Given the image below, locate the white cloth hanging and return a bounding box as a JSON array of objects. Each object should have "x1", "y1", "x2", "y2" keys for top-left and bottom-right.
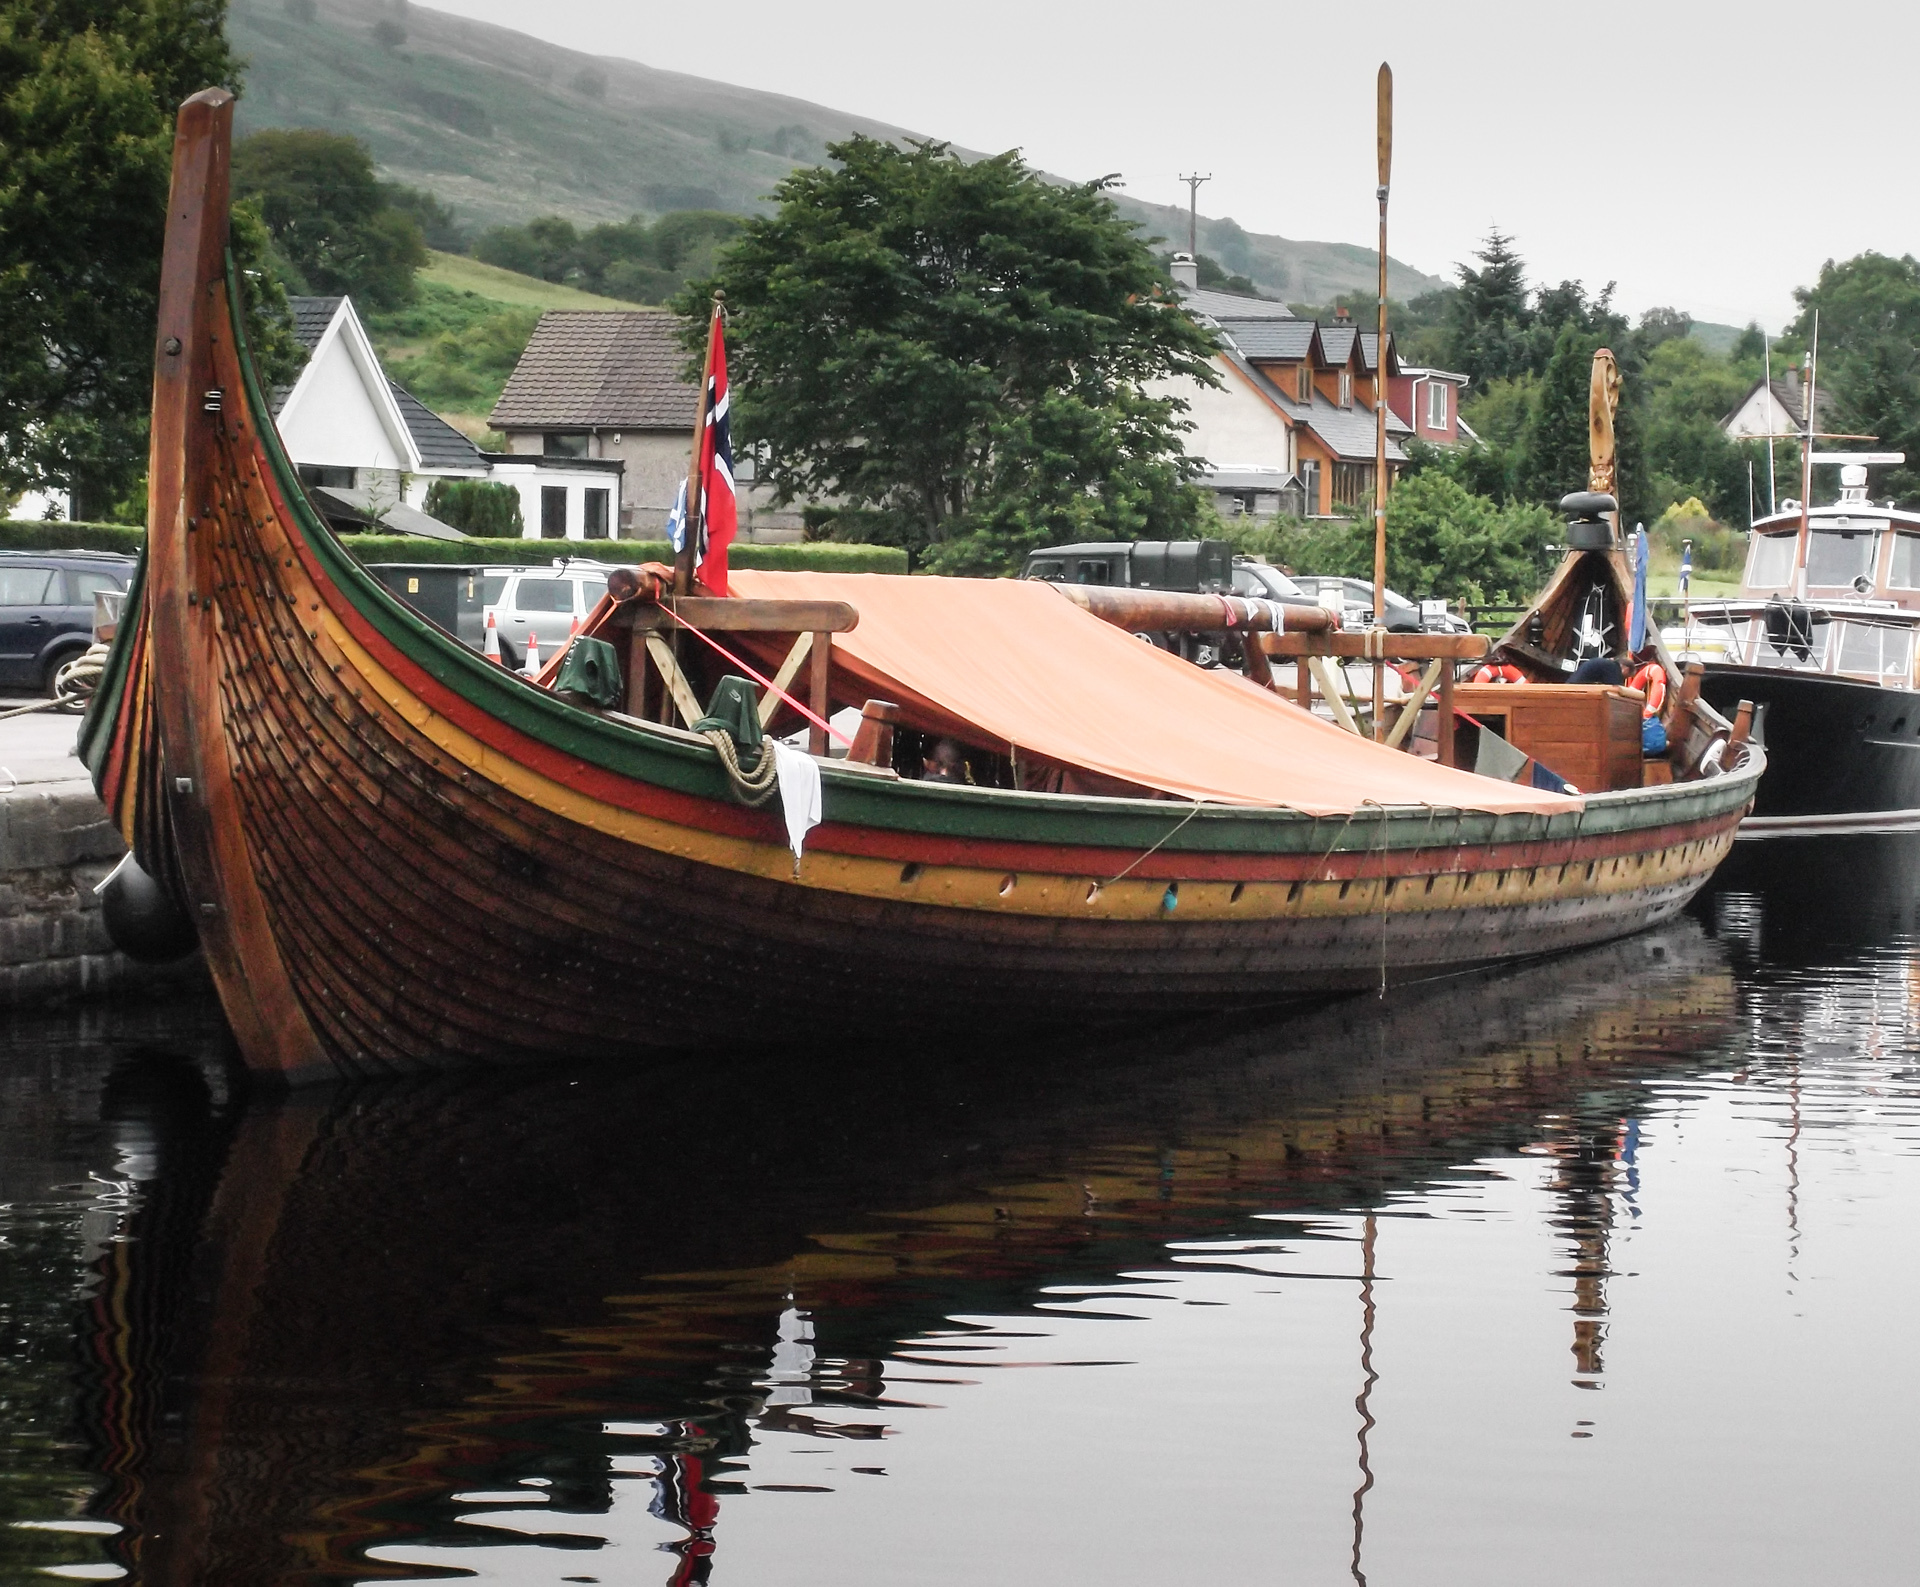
[{"x1": 768, "y1": 738, "x2": 822, "y2": 864}]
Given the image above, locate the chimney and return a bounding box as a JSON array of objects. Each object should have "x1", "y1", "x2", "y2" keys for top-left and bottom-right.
[
  {"x1": 1170, "y1": 252, "x2": 1199, "y2": 291},
  {"x1": 1333, "y1": 305, "x2": 1352, "y2": 323}
]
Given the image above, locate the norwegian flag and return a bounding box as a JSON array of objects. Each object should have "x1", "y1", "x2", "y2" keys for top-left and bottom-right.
[{"x1": 694, "y1": 309, "x2": 738, "y2": 595}]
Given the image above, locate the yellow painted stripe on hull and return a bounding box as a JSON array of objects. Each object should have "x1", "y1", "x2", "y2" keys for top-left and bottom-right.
[{"x1": 319, "y1": 609, "x2": 1733, "y2": 926}]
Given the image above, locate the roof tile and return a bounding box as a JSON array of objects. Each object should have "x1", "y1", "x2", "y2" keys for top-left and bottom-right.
[{"x1": 490, "y1": 310, "x2": 698, "y2": 430}]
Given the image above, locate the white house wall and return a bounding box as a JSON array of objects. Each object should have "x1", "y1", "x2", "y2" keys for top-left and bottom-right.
[
  {"x1": 279, "y1": 330, "x2": 414, "y2": 473},
  {"x1": 1147, "y1": 358, "x2": 1294, "y2": 474},
  {"x1": 1725, "y1": 387, "x2": 1793, "y2": 441},
  {"x1": 487, "y1": 463, "x2": 623, "y2": 541}
]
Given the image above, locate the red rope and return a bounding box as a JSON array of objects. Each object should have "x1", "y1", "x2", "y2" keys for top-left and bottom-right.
[{"x1": 653, "y1": 604, "x2": 854, "y2": 748}]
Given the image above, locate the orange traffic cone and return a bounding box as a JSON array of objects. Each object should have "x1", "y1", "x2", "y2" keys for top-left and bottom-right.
[
  {"x1": 483, "y1": 608, "x2": 502, "y2": 665},
  {"x1": 524, "y1": 629, "x2": 540, "y2": 678}
]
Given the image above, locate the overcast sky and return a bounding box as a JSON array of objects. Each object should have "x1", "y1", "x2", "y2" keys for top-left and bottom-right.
[{"x1": 431, "y1": 0, "x2": 1916, "y2": 331}]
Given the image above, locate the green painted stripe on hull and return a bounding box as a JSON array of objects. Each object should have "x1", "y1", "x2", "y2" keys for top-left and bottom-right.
[{"x1": 76, "y1": 544, "x2": 147, "y2": 791}]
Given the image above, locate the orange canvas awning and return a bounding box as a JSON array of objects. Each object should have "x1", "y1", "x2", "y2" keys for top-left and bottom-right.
[{"x1": 727, "y1": 571, "x2": 1577, "y2": 818}]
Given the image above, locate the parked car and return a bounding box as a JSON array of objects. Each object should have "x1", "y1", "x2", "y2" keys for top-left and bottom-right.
[
  {"x1": 481, "y1": 561, "x2": 614, "y2": 670},
  {"x1": 1020, "y1": 539, "x2": 1234, "y2": 594},
  {"x1": 0, "y1": 549, "x2": 136, "y2": 694},
  {"x1": 1021, "y1": 540, "x2": 1241, "y2": 663},
  {"x1": 1288, "y1": 575, "x2": 1469, "y2": 635}
]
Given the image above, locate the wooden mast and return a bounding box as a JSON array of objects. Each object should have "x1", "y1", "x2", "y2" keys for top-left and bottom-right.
[
  {"x1": 673, "y1": 294, "x2": 725, "y2": 597},
  {"x1": 1371, "y1": 62, "x2": 1393, "y2": 741}
]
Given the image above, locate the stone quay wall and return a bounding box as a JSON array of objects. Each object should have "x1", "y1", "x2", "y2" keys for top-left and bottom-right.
[{"x1": 0, "y1": 772, "x2": 205, "y2": 1007}]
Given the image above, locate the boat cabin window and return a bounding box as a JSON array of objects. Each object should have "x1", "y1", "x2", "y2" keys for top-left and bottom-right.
[
  {"x1": 1890, "y1": 532, "x2": 1920, "y2": 590},
  {"x1": 1746, "y1": 532, "x2": 1797, "y2": 589},
  {"x1": 1806, "y1": 522, "x2": 1881, "y2": 588},
  {"x1": 1756, "y1": 612, "x2": 1831, "y2": 668},
  {"x1": 512, "y1": 577, "x2": 572, "y2": 614},
  {"x1": 1836, "y1": 621, "x2": 1914, "y2": 681}
]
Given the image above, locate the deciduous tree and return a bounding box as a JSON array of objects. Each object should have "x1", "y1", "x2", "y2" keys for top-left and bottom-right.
[
  {"x1": 682, "y1": 137, "x2": 1219, "y2": 572},
  {"x1": 0, "y1": 0, "x2": 240, "y2": 515},
  {"x1": 232, "y1": 127, "x2": 425, "y2": 310}
]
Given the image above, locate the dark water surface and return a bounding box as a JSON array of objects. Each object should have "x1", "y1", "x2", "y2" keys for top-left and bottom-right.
[{"x1": 4, "y1": 839, "x2": 1920, "y2": 1585}]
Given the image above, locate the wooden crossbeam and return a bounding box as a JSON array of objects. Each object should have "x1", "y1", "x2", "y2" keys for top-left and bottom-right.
[
  {"x1": 628, "y1": 597, "x2": 858, "y2": 634},
  {"x1": 643, "y1": 632, "x2": 705, "y2": 728},
  {"x1": 1263, "y1": 631, "x2": 1488, "y2": 660},
  {"x1": 1383, "y1": 659, "x2": 1445, "y2": 751},
  {"x1": 757, "y1": 631, "x2": 814, "y2": 727},
  {"x1": 1308, "y1": 655, "x2": 1362, "y2": 734}
]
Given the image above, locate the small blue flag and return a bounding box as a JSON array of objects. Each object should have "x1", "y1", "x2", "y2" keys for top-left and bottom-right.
[
  {"x1": 1679, "y1": 541, "x2": 1692, "y2": 599},
  {"x1": 1630, "y1": 526, "x2": 1649, "y2": 652}
]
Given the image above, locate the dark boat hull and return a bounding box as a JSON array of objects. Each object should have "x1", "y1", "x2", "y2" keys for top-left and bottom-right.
[{"x1": 1700, "y1": 665, "x2": 1920, "y2": 836}]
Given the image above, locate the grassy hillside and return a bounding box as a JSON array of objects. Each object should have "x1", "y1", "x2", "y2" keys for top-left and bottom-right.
[
  {"x1": 363, "y1": 255, "x2": 644, "y2": 435},
  {"x1": 420, "y1": 251, "x2": 642, "y2": 310},
  {"x1": 229, "y1": 0, "x2": 1443, "y2": 305}
]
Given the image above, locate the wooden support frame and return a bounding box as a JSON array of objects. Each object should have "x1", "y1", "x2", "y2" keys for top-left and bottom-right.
[
  {"x1": 809, "y1": 633, "x2": 831, "y2": 755},
  {"x1": 644, "y1": 633, "x2": 704, "y2": 728},
  {"x1": 1308, "y1": 655, "x2": 1361, "y2": 735},
  {"x1": 758, "y1": 631, "x2": 813, "y2": 727},
  {"x1": 1383, "y1": 659, "x2": 1445, "y2": 751}
]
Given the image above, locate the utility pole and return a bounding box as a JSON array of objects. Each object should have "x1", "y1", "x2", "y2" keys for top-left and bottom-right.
[{"x1": 1178, "y1": 172, "x2": 1210, "y2": 258}]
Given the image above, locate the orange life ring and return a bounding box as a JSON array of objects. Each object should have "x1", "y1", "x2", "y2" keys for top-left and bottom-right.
[
  {"x1": 1629, "y1": 661, "x2": 1667, "y2": 717},
  {"x1": 1472, "y1": 662, "x2": 1524, "y2": 684}
]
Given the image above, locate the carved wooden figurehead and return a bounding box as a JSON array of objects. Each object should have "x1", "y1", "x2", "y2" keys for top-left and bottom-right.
[{"x1": 1587, "y1": 347, "x2": 1623, "y2": 498}]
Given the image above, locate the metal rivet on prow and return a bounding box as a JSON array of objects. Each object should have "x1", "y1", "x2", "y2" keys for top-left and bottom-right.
[{"x1": 163, "y1": 336, "x2": 182, "y2": 355}]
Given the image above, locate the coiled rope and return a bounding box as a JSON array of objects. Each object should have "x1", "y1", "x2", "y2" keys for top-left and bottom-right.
[
  {"x1": 704, "y1": 727, "x2": 780, "y2": 807},
  {"x1": 0, "y1": 643, "x2": 109, "y2": 720}
]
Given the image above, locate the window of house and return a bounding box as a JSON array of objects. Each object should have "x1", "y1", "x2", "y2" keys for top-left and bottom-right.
[
  {"x1": 1339, "y1": 371, "x2": 1353, "y2": 408},
  {"x1": 1300, "y1": 460, "x2": 1321, "y2": 513},
  {"x1": 1426, "y1": 382, "x2": 1448, "y2": 429},
  {"x1": 297, "y1": 464, "x2": 355, "y2": 489},
  {"x1": 543, "y1": 433, "x2": 589, "y2": 459},
  {"x1": 583, "y1": 488, "x2": 609, "y2": 540},
  {"x1": 540, "y1": 486, "x2": 568, "y2": 539},
  {"x1": 1295, "y1": 366, "x2": 1311, "y2": 403}
]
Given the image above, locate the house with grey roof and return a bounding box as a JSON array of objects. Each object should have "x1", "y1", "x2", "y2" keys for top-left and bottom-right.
[
  {"x1": 1722, "y1": 367, "x2": 1837, "y2": 443},
  {"x1": 490, "y1": 310, "x2": 799, "y2": 540},
  {"x1": 1153, "y1": 256, "x2": 1426, "y2": 518},
  {"x1": 277, "y1": 297, "x2": 623, "y2": 542}
]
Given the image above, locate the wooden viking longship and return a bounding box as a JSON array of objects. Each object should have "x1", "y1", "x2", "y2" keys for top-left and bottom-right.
[{"x1": 81, "y1": 92, "x2": 1762, "y2": 1083}]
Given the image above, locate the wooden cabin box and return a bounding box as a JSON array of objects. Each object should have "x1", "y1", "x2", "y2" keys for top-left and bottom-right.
[{"x1": 1453, "y1": 683, "x2": 1644, "y2": 792}]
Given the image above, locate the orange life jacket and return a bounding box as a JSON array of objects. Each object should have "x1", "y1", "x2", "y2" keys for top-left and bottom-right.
[
  {"x1": 1629, "y1": 661, "x2": 1667, "y2": 717},
  {"x1": 1472, "y1": 661, "x2": 1525, "y2": 684}
]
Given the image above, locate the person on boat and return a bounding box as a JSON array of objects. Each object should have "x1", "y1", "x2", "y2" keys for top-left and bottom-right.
[
  {"x1": 1627, "y1": 649, "x2": 1670, "y2": 755},
  {"x1": 1472, "y1": 652, "x2": 1525, "y2": 684},
  {"x1": 1568, "y1": 655, "x2": 1626, "y2": 686},
  {"x1": 922, "y1": 738, "x2": 971, "y2": 784},
  {"x1": 1626, "y1": 651, "x2": 1667, "y2": 717}
]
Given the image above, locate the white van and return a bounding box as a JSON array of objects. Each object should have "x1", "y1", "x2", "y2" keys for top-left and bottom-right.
[{"x1": 481, "y1": 561, "x2": 615, "y2": 670}]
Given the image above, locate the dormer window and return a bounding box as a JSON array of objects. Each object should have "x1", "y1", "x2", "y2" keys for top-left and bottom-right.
[
  {"x1": 1339, "y1": 371, "x2": 1353, "y2": 408},
  {"x1": 1296, "y1": 365, "x2": 1311, "y2": 403},
  {"x1": 1426, "y1": 382, "x2": 1447, "y2": 429}
]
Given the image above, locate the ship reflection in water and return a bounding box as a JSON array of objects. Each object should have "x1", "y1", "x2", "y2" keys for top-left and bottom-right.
[{"x1": 4, "y1": 841, "x2": 1920, "y2": 1586}]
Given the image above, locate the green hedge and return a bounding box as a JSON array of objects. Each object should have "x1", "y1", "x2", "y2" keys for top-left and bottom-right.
[
  {"x1": 1, "y1": 519, "x2": 909, "y2": 575},
  {"x1": 335, "y1": 535, "x2": 909, "y2": 573},
  {"x1": 0, "y1": 519, "x2": 145, "y2": 555}
]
